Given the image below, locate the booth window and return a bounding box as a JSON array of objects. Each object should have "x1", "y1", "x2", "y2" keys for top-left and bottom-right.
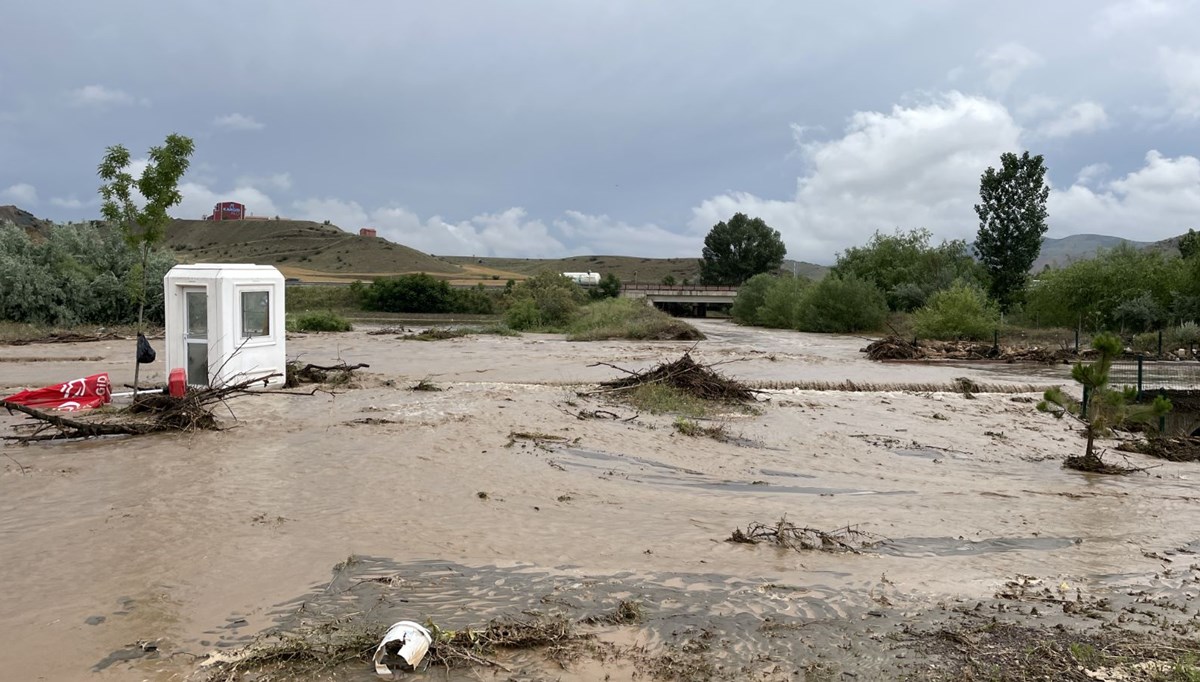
[{"x1": 241, "y1": 291, "x2": 270, "y2": 337}]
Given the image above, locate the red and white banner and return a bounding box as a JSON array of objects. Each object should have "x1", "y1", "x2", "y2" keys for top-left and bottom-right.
[{"x1": 2, "y1": 373, "x2": 112, "y2": 412}]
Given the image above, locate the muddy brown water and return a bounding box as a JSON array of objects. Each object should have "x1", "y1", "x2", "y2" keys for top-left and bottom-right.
[{"x1": 1, "y1": 320, "x2": 1197, "y2": 680}]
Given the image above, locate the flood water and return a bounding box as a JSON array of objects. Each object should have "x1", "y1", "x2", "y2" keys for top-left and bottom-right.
[{"x1": 1, "y1": 320, "x2": 1196, "y2": 680}]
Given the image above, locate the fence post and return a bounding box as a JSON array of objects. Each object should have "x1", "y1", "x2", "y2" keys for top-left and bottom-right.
[
  {"x1": 1136, "y1": 356, "x2": 1144, "y2": 399},
  {"x1": 1074, "y1": 327, "x2": 1080, "y2": 353},
  {"x1": 993, "y1": 329, "x2": 999, "y2": 353},
  {"x1": 1158, "y1": 330, "x2": 1164, "y2": 358},
  {"x1": 1082, "y1": 385, "x2": 1090, "y2": 417}
]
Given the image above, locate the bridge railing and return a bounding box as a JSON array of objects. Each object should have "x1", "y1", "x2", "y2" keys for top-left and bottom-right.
[{"x1": 621, "y1": 284, "x2": 740, "y2": 295}]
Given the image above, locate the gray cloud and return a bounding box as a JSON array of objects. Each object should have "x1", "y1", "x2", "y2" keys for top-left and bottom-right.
[{"x1": 1, "y1": 0, "x2": 1198, "y2": 261}]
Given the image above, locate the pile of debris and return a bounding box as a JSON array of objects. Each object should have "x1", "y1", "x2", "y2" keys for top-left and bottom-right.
[
  {"x1": 1, "y1": 375, "x2": 278, "y2": 442},
  {"x1": 1118, "y1": 436, "x2": 1200, "y2": 463},
  {"x1": 285, "y1": 361, "x2": 367, "y2": 387},
  {"x1": 595, "y1": 352, "x2": 755, "y2": 403},
  {"x1": 863, "y1": 336, "x2": 1078, "y2": 365},
  {"x1": 727, "y1": 517, "x2": 886, "y2": 554}
]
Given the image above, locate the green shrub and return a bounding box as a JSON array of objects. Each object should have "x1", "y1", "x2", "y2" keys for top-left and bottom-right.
[
  {"x1": 795, "y1": 275, "x2": 888, "y2": 333},
  {"x1": 358, "y1": 274, "x2": 498, "y2": 314},
  {"x1": 289, "y1": 310, "x2": 352, "y2": 332},
  {"x1": 912, "y1": 281, "x2": 999, "y2": 340},
  {"x1": 503, "y1": 272, "x2": 587, "y2": 331},
  {"x1": 731, "y1": 273, "x2": 776, "y2": 325},
  {"x1": 567, "y1": 298, "x2": 703, "y2": 341},
  {"x1": 1168, "y1": 322, "x2": 1200, "y2": 349},
  {"x1": 0, "y1": 221, "x2": 175, "y2": 326},
  {"x1": 758, "y1": 277, "x2": 809, "y2": 328},
  {"x1": 1131, "y1": 331, "x2": 1159, "y2": 354}
]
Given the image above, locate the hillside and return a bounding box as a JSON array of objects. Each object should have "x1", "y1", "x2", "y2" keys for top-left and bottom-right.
[
  {"x1": 0, "y1": 205, "x2": 54, "y2": 240},
  {"x1": 165, "y1": 219, "x2": 466, "y2": 279},
  {"x1": 1033, "y1": 234, "x2": 1155, "y2": 270},
  {"x1": 443, "y1": 254, "x2": 830, "y2": 283}
]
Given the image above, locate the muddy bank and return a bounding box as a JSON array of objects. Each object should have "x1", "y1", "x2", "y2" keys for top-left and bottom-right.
[{"x1": 1, "y1": 321, "x2": 1196, "y2": 680}]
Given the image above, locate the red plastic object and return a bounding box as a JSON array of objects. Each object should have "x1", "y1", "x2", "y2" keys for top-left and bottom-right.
[
  {"x1": 1, "y1": 373, "x2": 111, "y2": 412},
  {"x1": 168, "y1": 368, "x2": 187, "y2": 398}
]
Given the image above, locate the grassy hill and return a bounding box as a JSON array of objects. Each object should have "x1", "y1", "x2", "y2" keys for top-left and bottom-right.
[
  {"x1": 165, "y1": 219, "x2": 468, "y2": 281},
  {"x1": 443, "y1": 254, "x2": 830, "y2": 284}
]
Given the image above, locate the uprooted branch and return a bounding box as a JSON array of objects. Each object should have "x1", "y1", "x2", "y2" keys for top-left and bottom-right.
[
  {"x1": 2, "y1": 373, "x2": 282, "y2": 443},
  {"x1": 285, "y1": 361, "x2": 368, "y2": 387},
  {"x1": 727, "y1": 517, "x2": 887, "y2": 553},
  {"x1": 585, "y1": 352, "x2": 756, "y2": 403}
]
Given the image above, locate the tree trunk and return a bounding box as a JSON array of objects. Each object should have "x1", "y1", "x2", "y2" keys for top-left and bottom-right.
[
  {"x1": 1084, "y1": 427, "x2": 1098, "y2": 467},
  {"x1": 132, "y1": 241, "x2": 148, "y2": 398}
]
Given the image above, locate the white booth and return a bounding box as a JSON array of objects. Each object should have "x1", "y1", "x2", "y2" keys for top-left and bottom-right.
[{"x1": 163, "y1": 264, "x2": 287, "y2": 387}]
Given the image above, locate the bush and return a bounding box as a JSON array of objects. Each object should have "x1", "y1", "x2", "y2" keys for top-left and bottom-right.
[
  {"x1": 358, "y1": 274, "x2": 498, "y2": 314},
  {"x1": 731, "y1": 273, "x2": 776, "y2": 325},
  {"x1": 289, "y1": 310, "x2": 352, "y2": 332},
  {"x1": 0, "y1": 221, "x2": 176, "y2": 326},
  {"x1": 795, "y1": 275, "x2": 888, "y2": 333},
  {"x1": 503, "y1": 272, "x2": 587, "y2": 331},
  {"x1": 912, "y1": 281, "x2": 999, "y2": 340},
  {"x1": 567, "y1": 298, "x2": 703, "y2": 341},
  {"x1": 758, "y1": 277, "x2": 809, "y2": 328}
]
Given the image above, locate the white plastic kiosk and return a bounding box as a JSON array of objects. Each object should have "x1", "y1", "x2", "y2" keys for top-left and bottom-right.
[{"x1": 163, "y1": 264, "x2": 287, "y2": 387}]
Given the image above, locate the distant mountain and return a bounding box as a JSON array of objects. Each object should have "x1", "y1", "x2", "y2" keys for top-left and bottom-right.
[{"x1": 1033, "y1": 234, "x2": 1156, "y2": 270}]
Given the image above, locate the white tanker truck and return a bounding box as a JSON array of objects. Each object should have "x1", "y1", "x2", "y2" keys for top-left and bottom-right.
[{"x1": 562, "y1": 271, "x2": 601, "y2": 286}]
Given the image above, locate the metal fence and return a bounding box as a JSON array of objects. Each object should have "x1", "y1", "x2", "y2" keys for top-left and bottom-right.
[{"x1": 1110, "y1": 356, "x2": 1200, "y2": 393}]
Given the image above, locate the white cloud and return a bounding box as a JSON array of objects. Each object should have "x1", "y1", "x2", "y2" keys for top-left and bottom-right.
[
  {"x1": 1075, "y1": 163, "x2": 1111, "y2": 186},
  {"x1": 979, "y1": 43, "x2": 1043, "y2": 92},
  {"x1": 49, "y1": 196, "x2": 90, "y2": 209},
  {"x1": 69, "y1": 84, "x2": 143, "y2": 108},
  {"x1": 213, "y1": 113, "x2": 265, "y2": 131},
  {"x1": 1093, "y1": 0, "x2": 1180, "y2": 36},
  {"x1": 1038, "y1": 101, "x2": 1111, "y2": 138},
  {"x1": 1051, "y1": 150, "x2": 1200, "y2": 240},
  {"x1": 1, "y1": 183, "x2": 38, "y2": 206},
  {"x1": 1160, "y1": 47, "x2": 1200, "y2": 121},
  {"x1": 176, "y1": 182, "x2": 281, "y2": 219},
  {"x1": 690, "y1": 92, "x2": 1021, "y2": 261}
]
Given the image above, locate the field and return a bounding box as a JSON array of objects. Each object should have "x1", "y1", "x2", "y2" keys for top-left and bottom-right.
[{"x1": 4, "y1": 321, "x2": 1200, "y2": 680}]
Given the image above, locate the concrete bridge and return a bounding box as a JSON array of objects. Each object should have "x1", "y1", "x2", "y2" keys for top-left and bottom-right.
[
  {"x1": 620, "y1": 284, "x2": 738, "y2": 316},
  {"x1": 620, "y1": 283, "x2": 739, "y2": 304}
]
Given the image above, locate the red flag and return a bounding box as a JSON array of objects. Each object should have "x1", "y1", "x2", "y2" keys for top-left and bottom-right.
[{"x1": 2, "y1": 373, "x2": 112, "y2": 412}]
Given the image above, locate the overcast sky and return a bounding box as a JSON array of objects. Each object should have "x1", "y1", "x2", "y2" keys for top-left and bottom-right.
[{"x1": 2, "y1": 1, "x2": 1199, "y2": 263}]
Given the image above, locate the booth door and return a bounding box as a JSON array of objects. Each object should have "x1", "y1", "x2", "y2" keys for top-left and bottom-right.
[{"x1": 184, "y1": 288, "x2": 209, "y2": 386}]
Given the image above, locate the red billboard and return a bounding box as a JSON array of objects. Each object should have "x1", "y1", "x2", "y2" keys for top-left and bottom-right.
[{"x1": 207, "y1": 202, "x2": 246, "y2": 221}]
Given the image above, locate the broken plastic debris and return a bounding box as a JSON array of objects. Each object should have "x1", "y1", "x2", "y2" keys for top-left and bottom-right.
[{"x1": 373, "y1": 620, "x2": 432, "y2": 677}]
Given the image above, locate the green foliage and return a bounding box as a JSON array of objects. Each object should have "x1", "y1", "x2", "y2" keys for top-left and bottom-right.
[
  {"x1": 699, "y1": 213, "x2": 787, "y2": 285},
  {"x1": 832, "y1": 228, "x2": 982, "y2": 311},
  {"x1": 758, "y1": 276, "x2": 810, "y2": 329},
  {"x1": 567, "y1": 298, "x2": 703, "y2": 341},
  {"x1": 1179, "y1": 229, "x2": 1200, "y2": 260},
  {"x1": 288, "y1": 310, "x2": 353, "y2": 332},
  {"x1": 731, "y1": 273, "x2": 885, "y2": 333},
  {"x1": 1025, "y1": 244, "x2": 1184, "y2": 330},
  {"x1": 661, "y1": 274, "x2": 677, "y2": 286},
  {"x1": 1039, "y1": 332, "x2": 1172, "y2": 465},
  {"x1": 730, "y1": 273, "x2": 777, "y2": 325},
  {"x1": 503, "y1": 271, "x2": 587, "y2": 331},
  {"x1": 97, "y1": 134, "x2": 195, "y2": 324},
  {"x1": 0, "y1": 221, "x2": 176, "y2": 325},
  {"x1": 286, "y1": 285, "x2": 362, "y2": 313},
  {"x1": 589, "y1": 272, "x2": 622, "y2": 301},
  {"x1": 359, "y1": 274, "x2": 497, "y2": 314},
  {"x1": 913, "y1": 281, "x2": 1000, "y2": 341},
  {"x1": 974, "y1": 151, "x2": 1050, "y2": 311},
  {"x1": 795, "y1": 275, "x2": 888, "y2": 333}
]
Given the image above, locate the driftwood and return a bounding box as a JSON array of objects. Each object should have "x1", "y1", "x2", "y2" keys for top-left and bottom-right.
[
  {"x1": 727, "y1": 517, "x2": 886, "y2": 554},
  {"x1": 863, "y1": 336, "x2": 1081, "y2": 365},
  {"x1": 586, "y1": 352, "x2": 756, "y2": 403},
  {"x1": 1, "y1": 373, "x2": 281, "y2": 443},
  {"x1": 285, "y1": 362, "x2": 368, "y2": 387}
]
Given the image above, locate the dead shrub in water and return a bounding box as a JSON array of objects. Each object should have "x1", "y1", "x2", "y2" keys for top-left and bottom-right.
[
  {"x1": 728, "y1": 517, "x2": 886, "y2": 554},
  {"x1": 673, "y1": 417, "x2": 728, "y2": 441},
  {"x1": 589, "y1": 351, "x2": 755, "y2": 412},
  {"x1": 409, "y1": 378, "x2": 442, "y2": 392},
  {"x1": 285, "y1": 361, "x2": 368, "y2": 387}
]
